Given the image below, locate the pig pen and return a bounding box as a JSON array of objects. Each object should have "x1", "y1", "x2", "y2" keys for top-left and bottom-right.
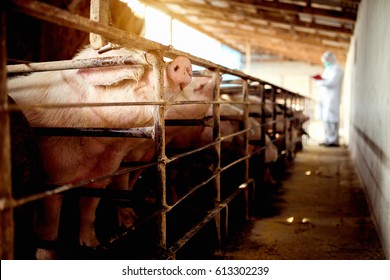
[{"x1": 0, "y1": 0, "x2": 309, "y2": 260}]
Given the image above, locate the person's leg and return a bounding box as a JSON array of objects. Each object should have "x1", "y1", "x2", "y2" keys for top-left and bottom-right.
[
  {"x1": 323, "y1": 121, "x2": 331, "y2": 144},
  {"x1": 326, "y1": 122, "x2": 339, "y2": 145}
]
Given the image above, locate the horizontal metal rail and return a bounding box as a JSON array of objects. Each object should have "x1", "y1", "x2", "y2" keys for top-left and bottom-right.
[{"x1": 167, "y1": 180, "x2": 253, "y2": 258}]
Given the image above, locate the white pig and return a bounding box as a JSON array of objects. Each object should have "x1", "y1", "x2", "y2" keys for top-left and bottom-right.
[
  {"x1": 8, "y1": 46, "x2": 192, "y2": 259},
  {"x1": 114, "y1": 75, "x2": 215, "y2": 225}
]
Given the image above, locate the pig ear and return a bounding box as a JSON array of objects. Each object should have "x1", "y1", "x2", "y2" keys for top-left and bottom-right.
[
  {"x1": 167, "y1": 56, "x2": 192, "y2": 89},
  {"x1": 77, "y1": 65, "x2": 145, "y2": 86}
]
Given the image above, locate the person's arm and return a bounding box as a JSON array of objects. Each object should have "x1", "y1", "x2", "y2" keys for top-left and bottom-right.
[{"x1": 317, "y1": 67, "x2": 343, "y2": 87}]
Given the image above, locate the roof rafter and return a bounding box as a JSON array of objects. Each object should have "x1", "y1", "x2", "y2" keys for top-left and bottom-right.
[{"x1": 139, "y1": 0, "x2": 359, "y2": 65}]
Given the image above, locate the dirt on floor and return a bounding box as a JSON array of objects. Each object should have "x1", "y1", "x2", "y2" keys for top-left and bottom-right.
[{"x1": 221, "y1": 142, "x2": 386, "y2": 260}]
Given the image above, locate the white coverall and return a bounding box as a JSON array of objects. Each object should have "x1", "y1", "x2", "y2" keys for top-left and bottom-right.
[{"x1": 316, "y1": 51, "x2": 344, "y2": 145}]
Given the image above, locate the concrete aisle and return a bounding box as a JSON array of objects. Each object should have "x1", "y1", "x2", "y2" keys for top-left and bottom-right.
[{"x1": 223, "y1": 142, "x2": 386, "y2": 260}]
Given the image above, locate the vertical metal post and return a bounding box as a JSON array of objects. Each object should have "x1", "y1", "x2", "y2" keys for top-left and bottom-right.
[
  {"x1": 259, "y1": 84, "x2": 266, "y2": 164},
  {"x1": 0, "y1": 3, "x2": 14, "y2": 260},
  {"x1": 289, "y1": 95, "x2": 294, "y2": 138},
  {"x1": 211, "y1": 69, "x2": 222, "y2": 249},
  {"x1": 148, "y1": 52, "x2": 168, "y2": 257},
  {"x1": 90, "y1": 0, "x2": 110, "y2": 49},
  {"x1": 241, "y1": 80, "x2": 250, "y2": 219},
  {"x1": 271, "y1": 87, "x2": 277, "y2": 138},
  {"x1": 283, "y1": 91, "x2": 288, "y2": 153}
]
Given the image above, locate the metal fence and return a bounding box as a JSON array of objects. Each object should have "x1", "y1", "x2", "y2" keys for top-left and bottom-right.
[{"x1": 0, "y1": 0, "x2": 308, "y2": 260}]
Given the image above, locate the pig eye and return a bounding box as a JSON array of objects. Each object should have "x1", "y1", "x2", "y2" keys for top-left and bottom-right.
[
  {"x1": 197, "y1": 84, "x2": 205, "y2": 90},
  {"x1": 174, "y1": 65, "x2": 179, "y2": 71}
]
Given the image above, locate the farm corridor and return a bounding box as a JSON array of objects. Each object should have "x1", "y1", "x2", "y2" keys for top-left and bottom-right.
[{"x1": 222, "y1": 139, "x2": 385, "y2": 260}]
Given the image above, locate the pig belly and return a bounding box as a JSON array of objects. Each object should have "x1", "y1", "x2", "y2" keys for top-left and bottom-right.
[{"x1": 36, "y1": 137, "x2": 135, "y2": 254}]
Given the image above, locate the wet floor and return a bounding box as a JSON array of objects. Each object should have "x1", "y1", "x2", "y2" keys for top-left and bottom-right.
[{"x1": 222, "y1": 141, "x2": 386, "y2": 260}]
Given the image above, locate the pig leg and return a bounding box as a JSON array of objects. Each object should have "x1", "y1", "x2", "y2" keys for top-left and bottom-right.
[
  {"x1": 115, "y1": 145, "x2": 156, "y2": 228},
  {"x1": 79, "y1": 196, "x2": 102, "y2": 247},
  {"x1": 113, "y1": 173, "x2": 139, "y2": 228},
  {"x1": 35, "y1": 194, "x2": 63, "y2": 260}
]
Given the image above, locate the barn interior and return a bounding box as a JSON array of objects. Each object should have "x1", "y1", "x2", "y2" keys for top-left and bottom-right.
[{"x1": 0, "y1": 0, "x2": 389, "y2": 262}]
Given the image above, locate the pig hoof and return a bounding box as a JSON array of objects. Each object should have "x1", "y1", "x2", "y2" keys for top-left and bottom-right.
[
  {"x1": 118, "y1": 207, "x2": 138, "y2": 229},
  {"x1": 36, "y1": 248, "x2": 57, "y2": 260}
]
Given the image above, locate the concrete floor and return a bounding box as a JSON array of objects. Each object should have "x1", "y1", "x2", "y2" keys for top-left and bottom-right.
[{"x1": 222, "y1": 141, "x2": 386, "y2": 260}]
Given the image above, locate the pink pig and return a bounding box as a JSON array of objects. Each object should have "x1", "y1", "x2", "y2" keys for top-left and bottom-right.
[
  {"x1": 114, "y1": 75, "x2": 216, "y2": 218},
  {"x1": 8, "y1": 46, "x2": 192, "y2": 259}
]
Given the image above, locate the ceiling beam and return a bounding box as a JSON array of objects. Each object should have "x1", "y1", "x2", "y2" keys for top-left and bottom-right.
[
  {"x1": 140, "y1": 0, "x2": 353, "y2": 65},
  {"x1": 189, "y1": 12, "x2": 351, "y2": 45},
  {"x1": 159, "y1": 0, "x2": 357, "y2": 22},
  {"x1": 225, "y1": 0, "x2": 357, "y2": 22},
  {"x1": 140, "y1": 0, "x2": 240, "y2": 52},
  {"x1": 223, "y1": 31, "x2": 347, "y2": 60},
  {"x1": 156, "y1": 1, "x2": 354, "y2": 35},
  {"x1": 219, "y1": 28, "x2": 349, "y2": 50}
]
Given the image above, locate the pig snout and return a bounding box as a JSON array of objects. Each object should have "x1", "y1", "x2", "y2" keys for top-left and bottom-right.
[{"x1": 167, "y1": 56, "x2": 193, "y2": 90}]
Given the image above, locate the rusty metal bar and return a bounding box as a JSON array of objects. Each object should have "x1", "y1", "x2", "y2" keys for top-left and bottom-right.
[
  {"x1": 9, "y1": 0, "x2": 284, "y2": 85},
  {"x1": 7, "y1": 55, "x2": 149, "y2": 74},
  {"x1": 90, "y1": 0, "x2": 109, "y2": 49},
  {"x1": 148, "y1": 51, "x2": 168, "y2": 255},
  {"x1": 211, "y1": 69, "x2": 223, "y2": 251},
  {"x1": 259, "y1": 84, "x2": 266, "y2": 163},
  {"x1": 282, "y1": 91, "x2": 288, "y2": 153},
  {"x1": 0, "y1": 160, "x2": 161, "y2": 212},
  {"x1": 167, "y1": 179, "x2": 253, "y2": 258},
  {"x1": 241, "y1": 80, "x2": 250, "y2": 220},
  {"x1": 0, "y1": 1, "x2": 14, "y2": 260},
  {"x1": 9, "y1": 0, "x2": 171, "y2": 52},
  {"x1": 33, "y1": 126, "x2": 154, "y2": 138}
]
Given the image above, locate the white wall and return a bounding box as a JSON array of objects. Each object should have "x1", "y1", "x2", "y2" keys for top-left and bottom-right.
[
  {"x1": 246, "y1": 60, "x2": 322, "y2": 99},
  {"x1": 345, "y1": 0, "x2": 390, "y2": 259}
]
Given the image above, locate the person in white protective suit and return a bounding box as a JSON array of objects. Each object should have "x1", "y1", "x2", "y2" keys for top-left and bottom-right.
[{"x1": 313, "y1": 51, "x2": 344, "y2": 147}]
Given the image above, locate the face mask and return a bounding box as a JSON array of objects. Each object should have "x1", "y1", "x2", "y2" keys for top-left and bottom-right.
[{"x1": 324, "y1": 61, "x2": 332, "y2": 67}]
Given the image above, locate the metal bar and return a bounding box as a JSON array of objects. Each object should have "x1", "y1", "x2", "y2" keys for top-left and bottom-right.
[
  {"x1": 148, "y1": 51, "x2": 168, "y2": 255},
  {"x1": 9, "y1": 0, "x2": 290, "y2": 87},
  {"x1": 282, "y1": 92, "x2": 288, "y2": 153},
  {"x1": 241, "y1": 80, "x2": 250, "y2": 220},
  {"x1": 165, "y1": 119, "x2": 209, "y2": 127},
  {"x1": 0, "y1": 1, "x2": 14, "y2": 260},
  {"x1": 0, "y1": 160, "x2": 160, "y2": 211},
  {"x1": 90, "y1": 0, "x2": 109, "y2": 49},
  {"x1": 9, "y1": 0, "x2": 171, "y2": 53},
  {"x1": 167, "y1": 179, "x2": 253, "y2": 258},
  {"x1": 260, "y1": 84, "x2": 266, "y2": 163},
  {"x1": 33, "y1": 126, "x2": 154, "y2": 138},
  {"x1": 211, "y1": 69, "x2": 222, "y2": 250},
  {"x1": 7, "y1": 56, "x2": 149, "y2": 74}
]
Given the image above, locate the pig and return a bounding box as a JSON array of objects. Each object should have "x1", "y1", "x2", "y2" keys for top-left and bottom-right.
[
  {"x1": 166, "y1": 76, "x2": 215, "y2": 149},
  {"x1": 164, "y1": 75, "x2": 216, "y2": 204},
  {"x1": 212, "y1": 94, "x2": 278, "y2": 163},
  {"x1": 285, "y1": 109, "x2": 310, "y2": 159},
  {"x1": 209, "y1": 94, "x2": 280, "y2": 185},
  {"x1": 111, "y1": 76, "x2": 216, "y2": 227},
  {"x1": 199, "y1": 102, "x2": 244, "y2": 151},
  {"x1": 8, "y1": 45, "x2": 192, "y2": 259},
  {"x1": 113, "y1": 75, "x2": 216, "y2": 216}
]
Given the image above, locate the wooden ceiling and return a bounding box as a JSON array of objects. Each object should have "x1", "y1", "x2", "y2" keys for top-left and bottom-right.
[{"x1": 139, "y1": 0, "x2": 360, "y2": 65}]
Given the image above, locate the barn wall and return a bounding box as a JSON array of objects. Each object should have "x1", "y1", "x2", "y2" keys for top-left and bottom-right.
[{"x1": 345, "y1": 0, "x2": 390, "y2": 259}]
